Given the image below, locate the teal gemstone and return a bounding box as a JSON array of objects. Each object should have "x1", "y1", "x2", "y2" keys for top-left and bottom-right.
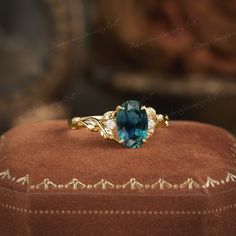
[{"x1": 116, "y1": 100, "x2": 148, "y2": 148}]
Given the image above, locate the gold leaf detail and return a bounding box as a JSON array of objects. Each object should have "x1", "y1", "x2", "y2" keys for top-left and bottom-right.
[
  {"x1": 36, "y1": 179, "x2": 57, "y2": 190},
  {"x1": 151, "y1": 178, "x2": 172, "y2": 190},
  {"x1": 203, "y1": 177, "x2": 220, "y2": 188},
  {"x1": 180, "y1": 178, "x2": 200, "y2": 189},
  {"x1": 16, "y1": 175, "x2": 29, "y2": 186},
  {"x1": 122, "y1": 178, "x2": 144, "y2": 190},
  {"x1": 0, "y1": 169, "x2": 11, "y2": 180},
  {"x1": 226, "y1": 172, "x2": 236, "y2": 182},
  {"x1": 65, "y1": 179, "x2": 86, "y2": 190},
  {"x1": 94, "y1": 179, "x2": 114, "y2": 190}
]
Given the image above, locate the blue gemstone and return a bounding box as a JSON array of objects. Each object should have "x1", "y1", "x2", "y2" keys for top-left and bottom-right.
[{"x1": 116, "y1": 100, "x2": 148, "y2": 148}]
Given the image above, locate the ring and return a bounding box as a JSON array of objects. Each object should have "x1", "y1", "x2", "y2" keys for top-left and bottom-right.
[{"x1": 68, "y1": 100, "x2": 169, "y2": 148}]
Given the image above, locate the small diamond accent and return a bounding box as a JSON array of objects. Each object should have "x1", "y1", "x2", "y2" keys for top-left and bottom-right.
[
  {"x1": 157, "y1": 115, "x2": 164, "y2": 122},
  {"x1": 105, "y1": 119, "x2": 116, "y2": 129},
  {"x1": 148, "y1": 119, "x2": 156, "y2": 129}
]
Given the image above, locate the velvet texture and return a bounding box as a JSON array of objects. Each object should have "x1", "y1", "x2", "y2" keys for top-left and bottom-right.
[{"x1": 0, "y1": 120, "x2": 236, "y2": 236}]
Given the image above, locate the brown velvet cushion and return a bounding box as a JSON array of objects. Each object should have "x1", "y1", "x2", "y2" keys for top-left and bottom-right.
[{"x1": 0, "y1": 120, "x2": 236, "y2": 236}]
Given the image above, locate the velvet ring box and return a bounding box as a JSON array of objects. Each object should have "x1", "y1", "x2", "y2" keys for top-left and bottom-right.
[{"x1": 0, "y1": 120, "x2": 236, "y2": 236}]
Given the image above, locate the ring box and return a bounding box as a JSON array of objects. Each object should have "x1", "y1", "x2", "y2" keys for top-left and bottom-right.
[{"x1": 0, "y1": 120, "x2": 236, "y2": 236}]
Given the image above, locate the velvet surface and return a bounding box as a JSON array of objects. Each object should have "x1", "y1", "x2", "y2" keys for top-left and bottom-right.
[{"x1": 0, "y1": 120, "x2": 236, "y2": 236}]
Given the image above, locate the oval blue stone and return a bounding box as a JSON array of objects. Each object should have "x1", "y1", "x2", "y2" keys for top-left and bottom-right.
[{"x1": 116, "y1": 100, "x2": 148, "y2": 148}]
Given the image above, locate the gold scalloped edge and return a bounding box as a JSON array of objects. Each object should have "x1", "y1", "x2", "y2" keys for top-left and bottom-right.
[
  {"x1": 0, "y1": 169, "x2": 236, "y2": 191},
  {"x1": 1, "y1": 202, "x2": 236, "y2": 215}
]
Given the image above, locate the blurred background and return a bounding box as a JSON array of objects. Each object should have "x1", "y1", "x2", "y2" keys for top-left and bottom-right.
[{"x1": 0, "y1": 0, "x2": 236, "y2": 135}]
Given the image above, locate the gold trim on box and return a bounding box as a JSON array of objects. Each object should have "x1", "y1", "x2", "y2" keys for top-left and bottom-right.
[
  {"x1": 0, "y1": 169, "x2": 236, "y2": 191},
  {"x1": 1, "y1": 202, "x2": 236, "y2": 215}
]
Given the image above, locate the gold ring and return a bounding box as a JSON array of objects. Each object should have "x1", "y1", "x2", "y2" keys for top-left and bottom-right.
[{"x1": 68, "y1": 100, "x2": 169, "y2": 148}]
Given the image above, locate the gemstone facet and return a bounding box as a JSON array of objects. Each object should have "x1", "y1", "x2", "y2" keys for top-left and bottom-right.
[{"x1": 116, "y1": 100, "x2": 148, "y2": 148}]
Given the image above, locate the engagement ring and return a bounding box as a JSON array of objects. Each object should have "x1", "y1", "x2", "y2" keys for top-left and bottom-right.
[{"x1": 68, "y1": 100, "x2": 169, "y2": 148}]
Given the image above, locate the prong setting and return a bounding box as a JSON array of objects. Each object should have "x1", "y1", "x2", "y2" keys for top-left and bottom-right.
[
  {"x1": 116, "y1": 105, "x2": 123, "y2": 112},
  {"x1": 117, "y1": 139, "x2": 124, "y2": 144}
]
